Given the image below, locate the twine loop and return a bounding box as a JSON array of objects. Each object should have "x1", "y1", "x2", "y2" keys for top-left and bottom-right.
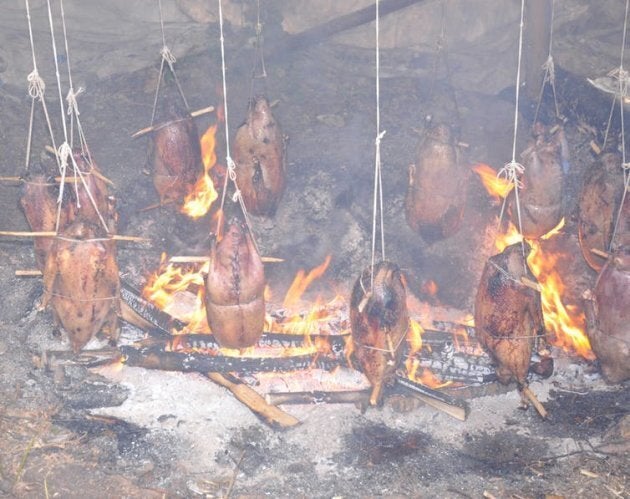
[
  {"x1": 498, "y1": 160, "x2": 524, "y2": 189},
  {"x1": 160, "y1": 45, "x2": 176, "y2": 71},
  {"x1": 27, "y1": 70, "x2": 46, "y2": 100},
  {"x1": 66, "y1": 86, "x2": 84, "y2": 116}
]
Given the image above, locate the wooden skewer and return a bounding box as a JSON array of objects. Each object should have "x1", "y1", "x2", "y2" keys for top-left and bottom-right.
[
  {"x1": 590, "y1": 248, "x2": 610, "y2": 259},
  {"x1": 521, "y1": 385, "x2": 548, "y2": 419},
  {"x1": 520, "y1": 277, "x2": 542, "y2": 293},
  {"x1": 131, "y1": 105, "x2": 215, "y2": 138},
  {"x1": 590, "y1": 140, "x2": 602, "y2": 155},
  {"x1": 0, "y1": 176, "x2": 22, "y2": 182},
  {"x1": 0, "y1": 231, "x2": 148, "y2": 243},
  {"x1": 168, "y1": 255, "x2": 284, "y2": 264},
  {"x1": 15, "y1": 269, "x2": 43, "y2": 276}
]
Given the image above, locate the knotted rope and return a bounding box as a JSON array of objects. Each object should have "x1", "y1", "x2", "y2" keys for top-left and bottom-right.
[{"x1": 534, "y1": 0, "x2": 560, "y2": 122}]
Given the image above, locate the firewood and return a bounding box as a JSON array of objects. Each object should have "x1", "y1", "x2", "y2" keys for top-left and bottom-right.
[
  {"x1": 131, "y1": 105, "x2": 215, "y2": 138},
  {"x1": 120, "y1": 282, "x2": 187, "y2": 334},
  {"x1": 394, "y1": 375, "x2": 469, "y2": 421},
  {"x1": 41, "y1": 348, "x2": 122, "y2": 369},
  {"x1": 521, "y1": 385, "x2": 548, "y2": 419},
  {"x1": 265, "y1": 389, "x2": 371, "y2": 406},
  {"x1": 204, "y1": 372, "x2": 300, "y2": 428}
]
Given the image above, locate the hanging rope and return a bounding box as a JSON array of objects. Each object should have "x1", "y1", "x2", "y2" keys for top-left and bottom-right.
[
  {"x1": 150, "y1": 0, "x2": 190, "y2": 126},
  {"x1": 533, "y1": 0, "x2": 560, "y2": 122},
  {"x1": 45, "y1": 0, "x2": 109, "y2": 233},
  {"x1": 609, "y1": 0, "x2": 630, "y2": 250},
  {"x1": 215, "y1": 0, "x2": 258, "y2": 252},
  {"x1": 248, "y1": 0, "x2": 268, "y2": 104},
  {"x1": 24, "y1": 0, "x2": 59, "y2": 174},
  {"x1": 370, "y1": 0, "x2": 387, "y2": 290},
  {"x1": 498, "y1": 0, "x2": 528, "y2": 268}
]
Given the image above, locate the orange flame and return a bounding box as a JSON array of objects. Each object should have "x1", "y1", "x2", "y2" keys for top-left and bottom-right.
[
  {"x1": 493, "y1": 219, "x2": 594, "y2": 359},
  {"x1": 473, "y1": 163, "x2": 514, "y2": 201},
  {"x1": 181, "y1": 124, "x2": 219, "y2": 219},
  {"x1": 283, "y1": 255, "x2": 332, "y2": 310}
]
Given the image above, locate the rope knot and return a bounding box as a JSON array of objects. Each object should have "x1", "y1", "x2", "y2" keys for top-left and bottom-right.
[
  {"x1": 66, "y1": 86, "x2": 84, "y2": 116},
  {"x1": 160, "y1": 45, "x2": 176, "y2": 69},
  {"x1": 623, "y1": 162, "x2": 630, "y2": 170},
  {"x1": 498, "y1": 160, "x2": 525, "y2": 189},
  {"x1": 374, "y1": 130, "x2": 387, "y2": 147},
  {"x1": 608, "y1": 66, "x2": 630, "y2": 97},
  {"x1": 542, "y1": 54, "x2": 555, "y2": 84},
  {"x1": 27, "y1": 70, "x2": 46, "y2": 100}
]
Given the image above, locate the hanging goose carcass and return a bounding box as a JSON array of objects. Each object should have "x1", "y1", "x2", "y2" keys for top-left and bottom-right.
[
  {"x1": 584, "y1": 193, "x2": 630, "y2": 383},
  {"x1": 42, "y1": 221, "x2": 120, "y2": 352},
  {"x1": 350, "y1": 261, "x2": 409, "y2": 406},
  {"x1": 578, "y1": 151, "x2": 624, "y2": 271},
  {"x1": 404, "y1": 122, "x2": 468, "y2": 242},
  {"x1": 474, "y1": 242, "x2": 547, "y2": 417},
  {"x1": 510, "y1": 123, "x2": 564, "y2": 239},
  {"x1": 20, "y1": 173, "x2": 64, "y2": 270},
  {"x1": 233, "y1": 96, "x2": 286, "y2": 216},
  {"x1": 147, "y1": 101, "x2": 203, "y2": 206},
  {"x1": 205, "y1": 216, "x2": 265, "y2": 349}
]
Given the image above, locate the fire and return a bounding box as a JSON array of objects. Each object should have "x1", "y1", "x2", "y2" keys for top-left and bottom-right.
[
  {"x1": 493, "y1": 220, "x2": 594, "y2": 359},
  {"x1": 473, "y1": 163, "x2": 514, "y2": 201},
  {"x1": 142, "y1": 254, "x2": 209, "y2": 333},
  {"x1": 422, "y1": 279, "x2": 438, "y2": 296},
  {"x1": 282, "y1": 255, "x2": 332, "y2": 310},
  {"x1": 181, "y1": 124, "x2": 219, "y2": 219}
]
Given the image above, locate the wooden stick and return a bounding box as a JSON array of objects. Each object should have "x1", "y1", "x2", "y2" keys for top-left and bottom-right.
[
  {"x1": 131, "y1": 105, "x2": 215, "y2": 138},
  {"x1": 168, "y1": 255, "x2": 284, "y2": 264},
  {"x1": 111, "y1": 235, "x2": 150, "y2": 243},
  {"x1": 43, "y1": 146, "x2": 115, "y2": 186},
  {"x1": 266, "y1": 389, "x2": 370, "y2": 406},
  {"x1": 590, "y1": 247, "x2": 610, "y2": 259},
  {"x1": 138, "y1": 200, "x2": 175, "y2": 212},
  {"x1": 0, "y1": 176, "x2": 22, "y2": 182},
  {"x1": 521, "y1": 385, "x2": 548, "y2": 419},
  {"x1": 41, "y1": 348, "x2": 122, "y2": 369},
  {"x1": 15, "y1": 269, "x2": 43, "y2": 276},
  {"x1": 394, "y1": 375, "x2": 469, "y2": 421},
  {"x1": 0, "y1": 231, "x2": 56, "y2": 237},
  {"x1": 205, "y1": 372, "x2": 300, "y2": 428},
  {"x1": 521, "y1": 277, "x2": 543, "y2": 293}
]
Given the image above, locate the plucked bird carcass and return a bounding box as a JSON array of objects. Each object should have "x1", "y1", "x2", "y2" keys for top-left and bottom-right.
[
  {"x1": 510, "y1": 123, "x2": 564, "y2": 239},
  {"x1": 147, "y1": 100, "x2": 203, "y2": 206},
  {"x1": 63, "y1": 150, "x2": 117, "y2": 232},
  {"x1": 578, "y1": 151, "x2": 624, "y2": 271},
  {"x1": 233, "y1": 96, "x2": 286, "y2": 216},
  {"x1": 474, "y1": 242, "x2": 547, "y2": 416},
  {"x1": 350, "y1": 261, "x2": 409, "y2": 406},
  {"x1": 404, "y1": 122, "x2": 468, "y2": 242},
  {"x1": 584, "y1": 194, "x2": 629, "y2": 383},
  {"x1": 42, "y1": 221, "x2": 120, "y2": 352},
  {"x1": 205, "y1": 216, "x2": 265, "y2": 349},
  {"x1": 20, "y1": 174, "x2": 64, "y2": 270}
]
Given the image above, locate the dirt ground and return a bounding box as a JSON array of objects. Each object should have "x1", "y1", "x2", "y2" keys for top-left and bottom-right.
[{"x1": 0, "y1": 5, "x2": 629, "y2": 498}]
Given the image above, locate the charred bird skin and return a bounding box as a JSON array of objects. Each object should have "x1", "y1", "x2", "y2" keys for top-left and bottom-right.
[
  {"x1": 205, "y1": 217, "x2": 266, "y2": 349},
  {"x1": 350, "y1": 261, "x2": 409, "y2": 406},
  {"x1": 233, "y1": 96, "x2": 286, "y2": 217},
  {"x1": 474, "y1": 242, "x2": 546, "y2": 410},
  {"x1": 42, "y1": 221, "x2": 120, "y2": 353},
  {"x1": 405, "y1": 122, "x2": 468, "y2": 242}
]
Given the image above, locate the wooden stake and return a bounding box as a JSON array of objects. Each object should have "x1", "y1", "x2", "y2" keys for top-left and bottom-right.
[
  {"x1": 15, "y1": 269, "x2": 42, "y2": 277},
  {"x1": 131, "y1": 105, "x2": 215, "y2": 138},
  {"x1": 0, "y1": 176, "x2": 22, "y2": 183},
  {"x1": 521, "y1": 385, "x2": 548, "y2": 419},
  {"x1": 590, "y1": 140, "x2": 602, "y2": 155},
  {"x1": 205, "y1": 372, "x2": 300, "y2": 428},
  {"x1": 168, "y1": 255, "x2": 284, "y2": 264},
  {"x1": 111, "y1": 235, "x2": 150, "y2": 243},
  {"x1": 520, "y1": 277, "x2": 542, "y2": 293}
]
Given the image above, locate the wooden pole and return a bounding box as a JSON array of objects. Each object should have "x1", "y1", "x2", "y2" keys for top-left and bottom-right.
[
  {"x1": 524, "y1": 0, "x2": 552, "y2": 102},
  {"x1": 521, "y1": 385, "x2": 548, "y2": 419}
]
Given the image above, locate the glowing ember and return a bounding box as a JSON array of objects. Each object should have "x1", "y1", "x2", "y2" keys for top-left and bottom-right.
[
  {"x1": 181, "y1": 124, "x2": 219, "y2": 219},
  {"x1": 422, "y1": 279, "x2": 439, "y2": 296},
  {"x1": 473, "y1": 163, "x2": 514, "y2": 201},
  {"x1": 282, "y1": 255, "x2": 332, "y2": 310}
]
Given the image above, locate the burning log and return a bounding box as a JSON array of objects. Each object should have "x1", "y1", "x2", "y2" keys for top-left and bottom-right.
[
  {"x1": 40, "y1": 348, "x2": 122, "y2": 370},
  {"x1": 393, "y1": 375, "x2": 469, "y2": 421},
  {"x1": 205, "y1": 216, "x2": 266, "y2": 348},
  {"x1": 120, "y1": 281, "x2": 186, "y2": 335},
  {"x1": 120, "y1": 345, "x2": 338, "y2": 374},
  {"x1": 510, "y1": 123, "x2": 565, "y2": 239},
  {"x1": 350, "y1": 261, "x2": 409, "y2": 406},
  {"x1": 578, "y1": 151, "x2": 625, "y2": 271},
  {"x1": 474, "y1": 242, "x2": 548, "y2": 418},
  {"x1": 233, "y1": 96, "x2": 286, "y2": 216},
  {"x1": 404, "y1": 122, "x2": 468, "y2": 242},
  {"x1": 42, "y1": 221, "x2": 120, "y2": 353},
  {"x1": 19, "y1": 174, "x2": 63, "y2": 270},
  {"x1": 204, "y1": 372, "x2": 300, "y2": 428},
  {"x1": 146, "y1": 101, "x2": 203, "y2": 205}
]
